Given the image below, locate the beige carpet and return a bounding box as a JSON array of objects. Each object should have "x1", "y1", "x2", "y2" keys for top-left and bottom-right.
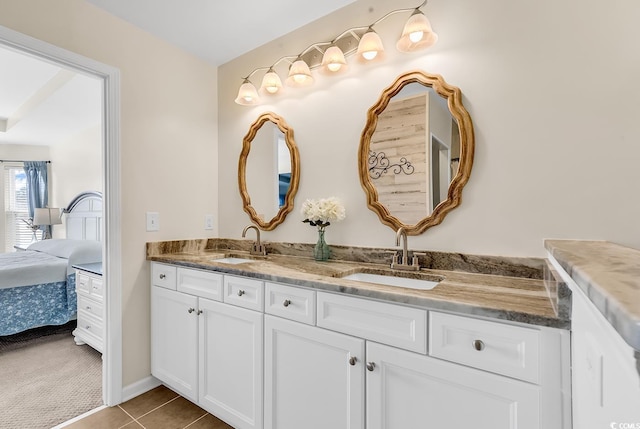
[{"x1": 0, "y1": 322, "x2": 103, "y2": 429}]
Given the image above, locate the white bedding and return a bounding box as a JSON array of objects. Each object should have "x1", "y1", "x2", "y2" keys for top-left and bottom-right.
[{"x1": 0, "y1": 239, "x2": 102, "y2": 289}]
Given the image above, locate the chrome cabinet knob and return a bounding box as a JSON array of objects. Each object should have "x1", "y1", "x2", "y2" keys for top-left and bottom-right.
[
  {"x1": 283, "y1": 299, "x2": 292, "y2": 307},
  {"x1": 85, "y1": 325, "x2": 91, "y2": 329},
  {"x1": 159, "y1": 273, "x2": 166, "y2": 279},
  {"x1": 472, "y1": 339, "x2": 485, "y2": 351},
  {"x1": 366, "y1": 362, "x2": 375, "y2": 372},
  {"x1": 349, "y1": 356, "x2": 357, "y2": 366},
  {"x1": 237, "y1": 289, "x2": 245, "y2": 296},
  {"x1": 188, "y1": 307, "x2": 195, "y2": 313},
  {"x1": 86, "y1": 306, "x2": 91, "y2": 310},
  {"x1": 197, "y1": 309, "x2": 203, "y2": 315}
]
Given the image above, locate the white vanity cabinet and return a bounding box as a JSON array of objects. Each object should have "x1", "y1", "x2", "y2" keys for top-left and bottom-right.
[
  {"x1": 151, "y1": 262, "x2": 570, "y2": 429},
  {"x1": 150, "y1": 263, "x2": 263, "y2": 429}
]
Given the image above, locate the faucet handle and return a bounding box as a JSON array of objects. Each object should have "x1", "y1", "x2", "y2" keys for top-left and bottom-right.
[{"x1": 412, "y1": 252, "x2": 426, "y2": 268}]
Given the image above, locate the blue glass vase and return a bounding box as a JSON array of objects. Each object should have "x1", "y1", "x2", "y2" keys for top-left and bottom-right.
[{"x1": 314, "y1": 228, "x2": 331, "y2": 261}]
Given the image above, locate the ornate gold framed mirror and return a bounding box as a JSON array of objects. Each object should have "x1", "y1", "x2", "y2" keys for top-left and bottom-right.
[
  {"x1": 239, "y1": 112, "x2": 300, "y2": 230},
  {"x1": 358, "y1": 70, "x2": 474, "y2": 235}
]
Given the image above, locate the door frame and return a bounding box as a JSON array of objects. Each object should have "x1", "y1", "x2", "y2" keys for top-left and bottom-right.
[{"x1": 0, "y1": 25, "x2": 123, "y2": 405}]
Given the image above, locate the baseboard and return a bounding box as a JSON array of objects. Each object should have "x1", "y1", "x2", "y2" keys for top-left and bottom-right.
[{"x1": 121, "y1": 375, "x2": 162, "y2": 402}]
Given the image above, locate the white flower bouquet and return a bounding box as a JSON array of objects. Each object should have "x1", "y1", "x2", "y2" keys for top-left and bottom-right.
[{"x1": 301, "y1": 197, "x2": 346, "y2": 229}]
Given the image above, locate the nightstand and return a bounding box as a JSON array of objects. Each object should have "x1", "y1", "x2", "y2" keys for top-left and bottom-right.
[{"x1": 72, "y1": 262, "x2": 104, "y2": 353}]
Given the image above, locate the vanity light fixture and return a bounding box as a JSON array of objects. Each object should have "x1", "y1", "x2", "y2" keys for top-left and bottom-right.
[
  {"x1": 261, "y1": 67, "x2": 283, "y2": 94},
  {"x1": 285, "y1": 57, "x2": 314, "y2": 87},
  {"x1": 396, "y1": 8, "x2": 438, "y2": 52},
  {"x1": 234, "y1": 0, "x2": 437, "y2": 105},
  {"x1": 321, "y1": 45, "x2": 347, "y2": 72},
  {"x1": 357, "y1": 28, "x2": 384, "y2": 61},
  {"x1": 235, "y1": 78, "x2": 260, "y2": 105}
]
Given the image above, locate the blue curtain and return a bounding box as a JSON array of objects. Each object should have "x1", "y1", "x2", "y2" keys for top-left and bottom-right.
[{"x1": 24, "y1": 161, "x2": 49, "y2": 237}]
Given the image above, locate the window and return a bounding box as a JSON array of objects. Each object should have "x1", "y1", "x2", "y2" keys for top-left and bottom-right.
[{"x1": 3, "y1": 163, "x2": 33, "y2": 251}]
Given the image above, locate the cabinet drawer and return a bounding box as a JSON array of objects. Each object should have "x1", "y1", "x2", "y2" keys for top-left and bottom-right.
[
  {"x1": 177, "y1": 268, "x2": 223, "y2": 301},
  {"x1": 317, "y1": 292, "x2": 427, "y2": 353},
  {"x1": 429, "y1": 312, "x2": 540, "y2": 383},
  {"x1": 224, "y1": 275, "x2": 264, "y2": 311},
  {"x1": 152, "y1": 263, "x2": 177, "y2": 290},
  {"x1": 265, "y1": 282, "x2": 316, "y2": 325},
  {"x1": 77, "y1": 310, "x2": 104, "y2": 342},
  {"x1": 76, "y1": 272, "x2": 104, "y2": 301},
  {"x1": 76, "y1": 272, "x2": 91, "y2": 294},
  {"x1": 78, "y1": 294, "x2": 103, "y2": 319}
]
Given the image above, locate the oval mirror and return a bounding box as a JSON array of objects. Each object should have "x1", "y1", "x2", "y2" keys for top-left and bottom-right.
[
  {"x1": 359, "y1": 70, "x2": 474, "y2": 235},
  {"x1": 239, "y1": 112, "x2": 300, "y2": 230}
]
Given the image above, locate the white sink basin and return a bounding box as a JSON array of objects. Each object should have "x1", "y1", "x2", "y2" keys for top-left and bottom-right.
[
  {"x1": 342, "y1": 272, "x2": 440, "y2": 290},
  {"x1": 213, "y1": 257, "x2": 254, "y2": 265}
]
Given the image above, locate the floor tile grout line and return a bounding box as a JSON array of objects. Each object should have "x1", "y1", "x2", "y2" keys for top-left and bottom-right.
[
  {"x1": 117, "y1": 405, "x2": 139, "y2": 429},
  {"x1": 183, "y1": 412, "x2": 210, "y2": 428},
  {"x1": 125, "y1": 394, "x2": 181, "y2": 422}
]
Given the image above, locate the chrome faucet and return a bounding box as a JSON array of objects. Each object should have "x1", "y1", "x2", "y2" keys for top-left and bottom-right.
[
  {"x1": 242, "y1": 225, "x2": 267, "y2": 256},
  {"x1": 390, "y1": 227, "x2": 421, "y2": 271}
]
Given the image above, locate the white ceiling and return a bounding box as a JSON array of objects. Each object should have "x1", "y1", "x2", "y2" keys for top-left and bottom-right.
[
  {"x1": 0, "y1": 0, "x2": 354, "y2": 148},
  {"x1": 85, "y1": 0, "x2": 355, "y2": 66},
  {"x1": 0, "y1": 47, "x2": 102, "y2": 147}
]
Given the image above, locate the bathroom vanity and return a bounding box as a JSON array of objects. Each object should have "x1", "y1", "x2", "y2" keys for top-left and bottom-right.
[{"x1": 148, "y1": 240, "x2": 571, "y2": 429}]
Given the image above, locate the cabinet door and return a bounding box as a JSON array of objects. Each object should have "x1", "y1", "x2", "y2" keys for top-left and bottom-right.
[
  {"x1": 199, "y1": 299, "x2": 264, "y2": 429},
  {"x1": 366, "y1": 342, "x2": 540, "y2": 429},
  {"x1": 264, "y1": 315, "x2": 365, "y2": 429},
  {"x1": 151, "y1": 286, "x2": 199, "y2": 402}
]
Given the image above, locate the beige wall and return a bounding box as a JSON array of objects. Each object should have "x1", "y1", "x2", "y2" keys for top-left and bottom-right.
[
  {"x1": 0, "y1": 0, "x2": 218, "y2": 386},
  {"x1": 218, "y1": 0, "x2": 640, "y2": 257},
  {"x1": 49, "y1": 124, "x2": 102, "y2": 239}
]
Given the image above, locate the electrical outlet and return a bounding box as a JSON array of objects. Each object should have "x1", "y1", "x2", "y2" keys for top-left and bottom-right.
[
  {"x1": 146, "y1": 212, "x2": 160, "y2": 232},
  {"x1": 204, "y1": 214, "x2": 214, "y2": 230}
]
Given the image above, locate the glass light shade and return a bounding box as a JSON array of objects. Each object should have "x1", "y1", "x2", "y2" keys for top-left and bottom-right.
[
  {"x1": 357, "y1": 29, "x2": 384, "y2": 61},
  {"x1": 286, "y1": 59, "x2": 313, "y2": 86},
  {"x1": 33, "y1": 207, "x2": 62, "y2": 225},
  {"x1": 235, "y1": 80, "x2": 260, "y2": 105},
  {"x1": 321, "y1": 45, "x2": 347, "y2": 72},
  {"x1": 396, "y1": 10, "x2": 438, "y2": 53},
  {"x1": 261, "y1": 70, "x2": 282, "y2": 94}
]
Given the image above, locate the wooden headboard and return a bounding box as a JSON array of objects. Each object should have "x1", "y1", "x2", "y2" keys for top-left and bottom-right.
[{"x1": 64, "y1": 191, "x2": 103, "y2": 241}]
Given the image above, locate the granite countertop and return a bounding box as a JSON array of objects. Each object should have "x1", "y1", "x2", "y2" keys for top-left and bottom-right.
[
  {"x1": 147, "y1": 240, "x2": 571, "y2": 330},
  {"x1": 545, "y1": 239, "x2": 640, "y2": 350}
]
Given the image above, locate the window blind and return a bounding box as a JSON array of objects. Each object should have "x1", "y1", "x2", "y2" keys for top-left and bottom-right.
[{"x1": 3, "y1": 164, "x2": 33, "y2": 251}]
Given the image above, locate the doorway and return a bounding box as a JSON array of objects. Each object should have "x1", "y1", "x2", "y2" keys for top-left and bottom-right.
[{"x1": 0, "y1": 25, "x2": 122, "y2": 406}]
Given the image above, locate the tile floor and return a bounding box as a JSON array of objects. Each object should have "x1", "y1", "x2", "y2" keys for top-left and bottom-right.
[{"x1": 65, "y1": 385, "x2": 233, "y2": 429}]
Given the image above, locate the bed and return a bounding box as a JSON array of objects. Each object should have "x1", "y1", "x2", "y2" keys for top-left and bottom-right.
[{"x1": 0, "y1": 192, "x2": 102, "y2": 336}]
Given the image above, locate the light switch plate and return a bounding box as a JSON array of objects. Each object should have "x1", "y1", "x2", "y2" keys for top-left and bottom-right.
[
  {"x1": 204, "y1": 214, "x2": 213, "y2": 230},
  {"x1": 146, "y1": 212, "x2": 160, "y2": 232}
]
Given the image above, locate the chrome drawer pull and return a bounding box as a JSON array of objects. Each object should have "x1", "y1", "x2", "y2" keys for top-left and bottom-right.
[
  {"x1": 197, "y1": 309, "x2": 203, "y2": 315},
  {"x1": 366, "y1": 362, "x2": 375, "y2": 372},
  {"x1": 237, "y1": 290, "x2": 245, "y2": 296},
  {"x1": 159, "y1": 273, "x2": 166, "y2": 279},
  {"x1": 188, "y1": 308, "x2": 195, "y2": 313},
  {"x1": 349, "y1": 356, "x2": 357, "y2": 366},
  {"x1": 472, "y1": 339, "x2": 485, "y2": 351},
  {"x1": 283, "y1": 299, "x2": 292, "y2": 307}
]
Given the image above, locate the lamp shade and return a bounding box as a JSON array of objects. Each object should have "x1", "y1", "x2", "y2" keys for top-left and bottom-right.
[
  {"x1": 286, "y1": 59, "x2": 313, "y2": 86},
  {"x1": 261, "y1": 69, "x2": 283, "y2": 94},
  {"x1": 321, "y1": 45, "x2": 347, "y2": 72},
  {"x1": 235, "y1": 79, "x2": 260, "y2": 105},
  {"x1": 33, "y1": 207, "x2": 62, "y2": 226},
  {"x1": 357, "y1": 29, "x2": 384, "y2": 61},
  {"x1": 396, "y1": 9, "x2": 438, "y2": 52}
]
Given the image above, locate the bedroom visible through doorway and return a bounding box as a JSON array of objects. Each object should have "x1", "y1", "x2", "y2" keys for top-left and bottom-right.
[{"x1": 0, "y1": 22, "x2": 123, "y2": 409}]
